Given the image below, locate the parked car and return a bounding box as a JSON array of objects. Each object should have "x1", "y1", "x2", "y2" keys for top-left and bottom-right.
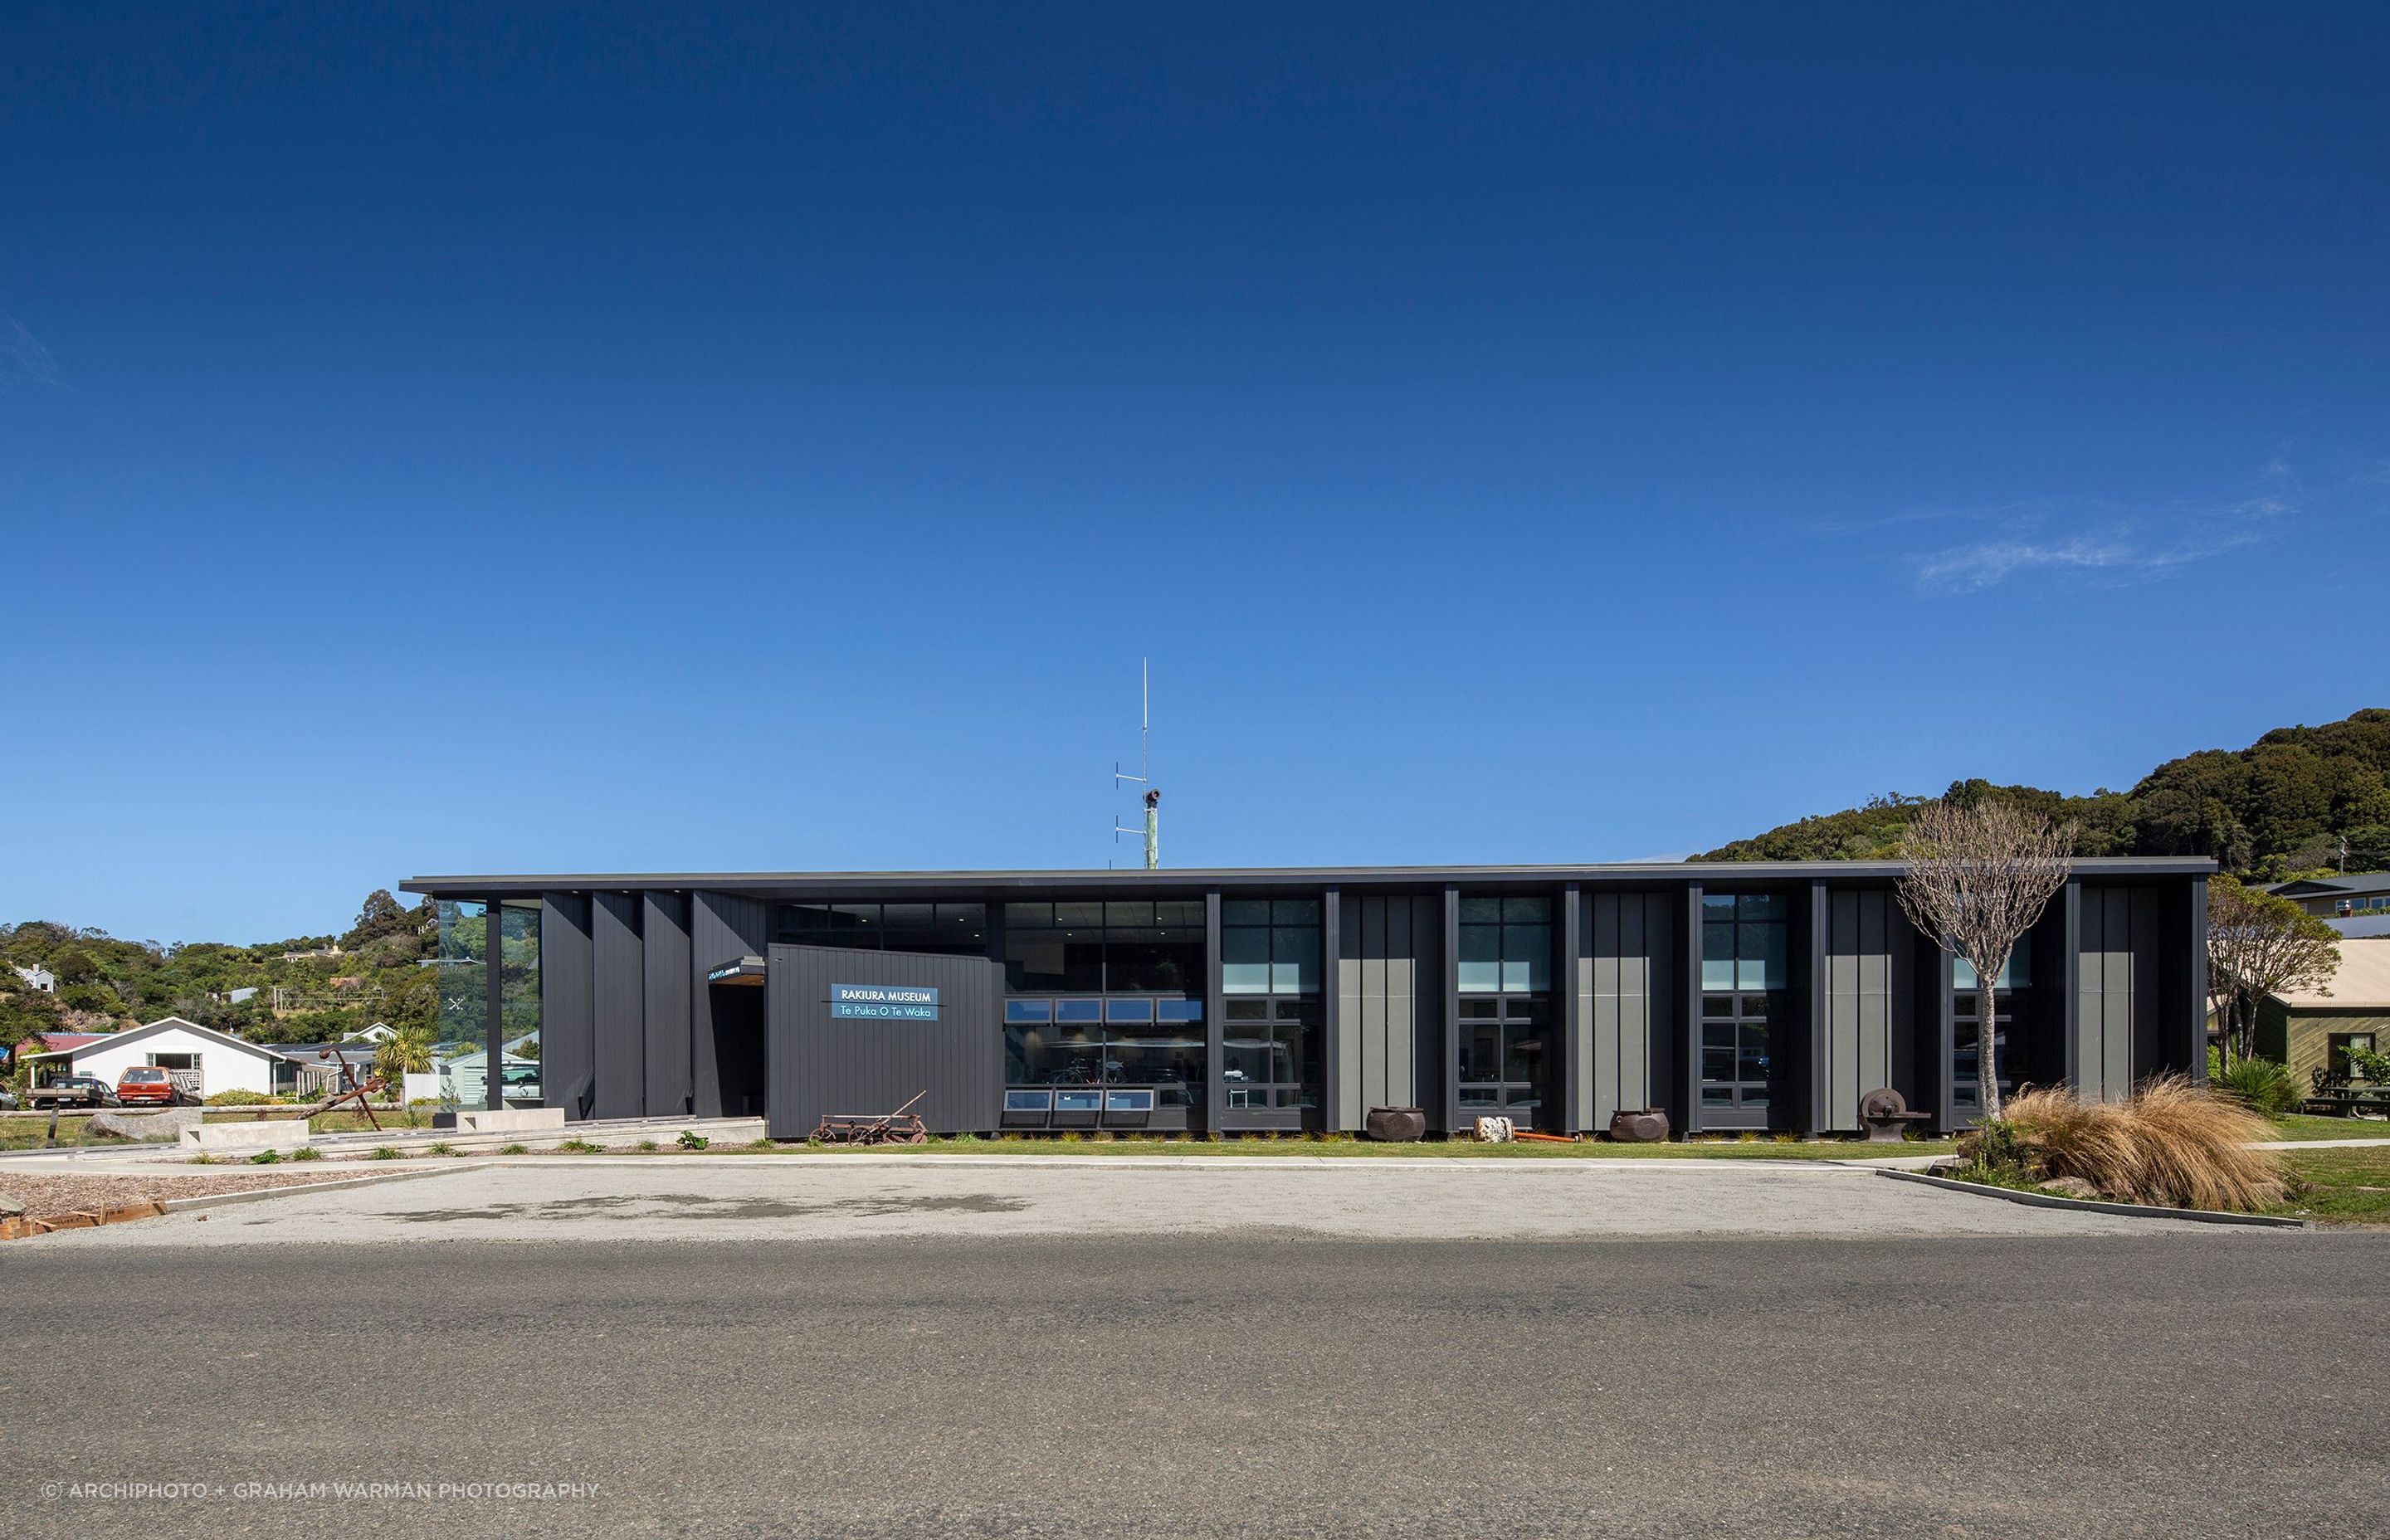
[
  {"x1": 115, "y1": 1067, "x2": 182, "y2": 1106},
  {"x1": 26, "y1": 1075, "x2": 115, "y2": 1109},
  {"x1": 0, "y1": 1088, "x2": 17, "y2": 1110}
]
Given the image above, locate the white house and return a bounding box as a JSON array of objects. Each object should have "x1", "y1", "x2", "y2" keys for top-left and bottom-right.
[
  {"x1": 12, "y1": 964, "x2": 56, "y2": 993},
  {"x1": 344, "y1": 1022, "x2": 398, "y2": 1044},
  {"x1": 20, "y1": 1016, "x2": 286, "y2": 1099},
  {"x1": 435, "y1": 1046, "x2": 539, "y2": 1109}
]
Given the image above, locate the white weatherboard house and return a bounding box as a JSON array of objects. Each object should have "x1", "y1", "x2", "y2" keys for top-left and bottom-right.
[{"x1": 22, "y1": 1016, "x2": 285, "y2": 1099}]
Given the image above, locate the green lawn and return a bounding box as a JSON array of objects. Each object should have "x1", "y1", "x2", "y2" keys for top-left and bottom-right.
[
  {"x1": 2266, "y1": 1114, "x2": 2390, "y2": 1143},
  {"x1": 2269, "y1": 1147, "x2": 2390, "y2": 1226},
  {"x1": 0, "y1": 1113, "x2": 107, "y2": 1151}
]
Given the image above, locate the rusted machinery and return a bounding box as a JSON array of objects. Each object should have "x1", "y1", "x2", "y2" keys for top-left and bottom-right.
[{"x1": 809, "y1": 1090, "x2": 930, "y2": 1145}]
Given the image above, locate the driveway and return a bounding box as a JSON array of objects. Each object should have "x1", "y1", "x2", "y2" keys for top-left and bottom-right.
[{"x1": 17, "y1": 1154, "x2": 2251, "y2": 1248}]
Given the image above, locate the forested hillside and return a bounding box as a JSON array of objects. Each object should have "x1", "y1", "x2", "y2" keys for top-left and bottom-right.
[
  {"x1": 1698, "y1": 708, "x2": 2390, "y2": 879},
  {"x1": 0, "y1": 890, "x2": 437, "y2": 1055}
]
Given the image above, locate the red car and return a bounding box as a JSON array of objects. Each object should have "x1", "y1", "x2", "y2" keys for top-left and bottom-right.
[{"x1": 115, "y1": 1067, "x2": 182, "y2": 1106}]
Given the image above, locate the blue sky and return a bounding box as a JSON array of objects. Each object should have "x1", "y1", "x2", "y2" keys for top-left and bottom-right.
[{"x1": 4, "y1": 3, "x2": 2386, "y2": 943}]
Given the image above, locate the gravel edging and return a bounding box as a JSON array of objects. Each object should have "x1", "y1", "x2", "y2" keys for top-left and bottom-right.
[{"x1": 1876, "y1": 1167, "x2": 2307, "y2": 1228}]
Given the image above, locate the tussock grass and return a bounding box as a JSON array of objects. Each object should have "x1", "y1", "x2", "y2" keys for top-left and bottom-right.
[{"x1": 1968, "y1": 1075, "x2": 2286, "y2": 1211}]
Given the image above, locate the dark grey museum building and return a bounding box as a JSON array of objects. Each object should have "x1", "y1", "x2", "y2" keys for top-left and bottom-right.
[{"x1": 401, "y1": 860, "x2": 2212, "y2": 1138}]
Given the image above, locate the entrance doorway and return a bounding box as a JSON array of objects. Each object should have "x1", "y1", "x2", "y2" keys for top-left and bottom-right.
[{"x1": 708, "y1": 979, "x2": 767, "y2": 1118}]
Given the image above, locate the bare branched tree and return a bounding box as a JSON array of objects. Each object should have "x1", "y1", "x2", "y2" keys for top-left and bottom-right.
[
  {"x1": 2205, "y1": 875, "x2": 2339, "y2": 1067},
  {"x1": 1895, "y1": 798, "x2": 2077, "y2": 1119}
]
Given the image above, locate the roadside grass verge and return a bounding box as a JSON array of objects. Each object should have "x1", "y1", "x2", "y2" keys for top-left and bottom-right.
[{"x1": 2268, "y1": 1147, "x2": 2390, "y2": 1226}]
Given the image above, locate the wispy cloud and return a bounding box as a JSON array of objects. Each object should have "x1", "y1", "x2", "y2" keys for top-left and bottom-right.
[
  {"x1": 0, "y1": 313, "x2": 61, "y2": 389},
  {"x1": 1912, "y1": 531, "x2": 2138, "y2": 588},
  {"x1": 1895, "y1": 475, "x2": 2296, "y2": 592}
]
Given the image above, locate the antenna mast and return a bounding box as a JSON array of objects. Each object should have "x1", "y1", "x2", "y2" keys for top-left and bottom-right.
[{"x1": 1112, "y1": 658, "x2": 1159, "y2": 870}]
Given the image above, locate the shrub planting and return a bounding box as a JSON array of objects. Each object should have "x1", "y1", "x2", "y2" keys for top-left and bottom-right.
[
  {"x1": 1962, "y1": 1076, "x2": 2285, "y2": 1211},
  {"x1": 2212, "y1": 1055, "x2": 2304, "y2": 1118}
]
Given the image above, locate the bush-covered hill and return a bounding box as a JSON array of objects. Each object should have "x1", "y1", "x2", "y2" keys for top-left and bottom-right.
[
  {"x1": 0, "y1": 890, "x2": 437, "y2": 1056},
  {"x1": 1696, "y1": 708, "x2": 2390, "y2": 880}
]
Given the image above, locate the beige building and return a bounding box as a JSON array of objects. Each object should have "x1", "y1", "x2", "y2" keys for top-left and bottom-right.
[{"x1": 2258, "y1": 935, "x2": 2390, "y2": 1090}]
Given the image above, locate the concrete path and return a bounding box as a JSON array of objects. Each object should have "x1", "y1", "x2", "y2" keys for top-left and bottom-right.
[
  {"x1": 20, "y1": 1153, "x2": 2254, "y2": 1248},
  {"x1": 2253, "y1": 1136, "x2": 2390, "y2": 1148}
]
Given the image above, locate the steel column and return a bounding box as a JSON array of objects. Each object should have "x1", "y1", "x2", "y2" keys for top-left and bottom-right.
[{"x1": 483, "y1": 898, "x2": 504, "y2": 1111}]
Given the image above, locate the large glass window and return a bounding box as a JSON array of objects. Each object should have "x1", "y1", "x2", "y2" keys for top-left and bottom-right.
[
  {"x1": 1952, "y1": 935, "x2": 2030, "y2": 1115},
  {"x1": 498, "y1": 899, "x2": 541, "y2": 1105},
  {"x1": 1221, "y1": 899, "x2": 1322, "y2": 994},
  {"x1": 1220, "y1": 899, "x2": 1323, "y2": 1114},
  {"x1": 1222, "y1": 998, "x2": 1319, "y2": 1111},
  {"x1": 1456, "y1": 996, "x2": 1549, "y2": 1118},
  {"x1": 1002, "y1": 900, "x2": 1202, "y2": 993},
  {"x1": 1457, "y1": 896, "x2": 1551, "y2": 993},
  {"x1": 1003, "y1": 997, "x2": 1205, "y2": 1106},
  {"x1": 1455, "y1": 896, "x2": 1553, "y2": 1123},
  {"x1": 1700, "y1": 892, "x2": 1786, "y2": 991},
  {"x1": 776, "y1": 901, "x2": 988, "y2": 955},
  {"x1": 435, "y1": 900, "x2": 487, "y2": 1057},
  {"x1": 434, "y1": 899, "x2": 539, "y2": 1109},
  {"x1": 1699, "y1": 894, "x2": 1784, "y2": 1115}
]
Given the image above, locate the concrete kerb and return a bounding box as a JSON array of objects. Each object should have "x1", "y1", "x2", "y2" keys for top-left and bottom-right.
[
  {"x1": 1876, "y1": 1167, "x2": 2309, "y2": 1229},
  {"x1": 156, "y1": 1165, "x2": 476, "y2": 1213}
]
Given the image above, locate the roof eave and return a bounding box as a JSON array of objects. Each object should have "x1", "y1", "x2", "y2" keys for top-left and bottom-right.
[{"x1": 402, "y1": 855, "x2": 2220, "y2": 898}]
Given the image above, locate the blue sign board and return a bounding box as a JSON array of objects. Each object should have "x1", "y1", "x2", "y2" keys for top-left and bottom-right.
[{"x1": 830, "y1": 983, "x2": 940, "y2": 1021}]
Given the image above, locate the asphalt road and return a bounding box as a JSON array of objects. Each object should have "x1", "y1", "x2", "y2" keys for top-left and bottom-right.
[{"x1": 8, "y1": 1228, "x2": 2387, "y2": 1539}]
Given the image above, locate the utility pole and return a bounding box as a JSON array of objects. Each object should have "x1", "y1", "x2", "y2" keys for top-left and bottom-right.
[{"x1": 1113, "y1": 659, "x2": 1159, "y2": 870}]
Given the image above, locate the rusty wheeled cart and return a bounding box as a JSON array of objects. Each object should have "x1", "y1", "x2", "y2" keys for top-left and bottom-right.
[{"x1": 809, "y1": 1090, "x2": 930, "y2": 1145}]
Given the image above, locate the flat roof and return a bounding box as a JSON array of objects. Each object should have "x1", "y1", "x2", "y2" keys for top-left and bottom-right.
[{"x1": 402, "y1": 856, "x2": 2216, "y2": 898}]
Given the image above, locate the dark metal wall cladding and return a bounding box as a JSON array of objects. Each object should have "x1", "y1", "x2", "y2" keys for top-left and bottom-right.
[
  {"x1": 690, "y1": 890, "x2": 768, "y2": 1119},
  {"x1": 764, "y1": 944, "x2": 1005, "y2": 1138},
  {"x1": 539, "y1": 894, "x2": 595, "y2": 1118},
  {"x1": 1818, "y1": 889, "x2": 1896, "y2": 1133},
  {"x1": 642, "y1": 893, "x2": 693, "y2": 1118},
  {"x1": 1578, "y1": 890, "x2": 1676, "y2": 1132},
  {"x1": 1334, "y1": 894, "x2": 1443, "y2": 1130},
  {"x1": 592, "y1": 893, "x2": 646, "y2": 1120},
  {"x1": 2076, "y1": 883, "x2": 2164, "y2": 1103}
]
